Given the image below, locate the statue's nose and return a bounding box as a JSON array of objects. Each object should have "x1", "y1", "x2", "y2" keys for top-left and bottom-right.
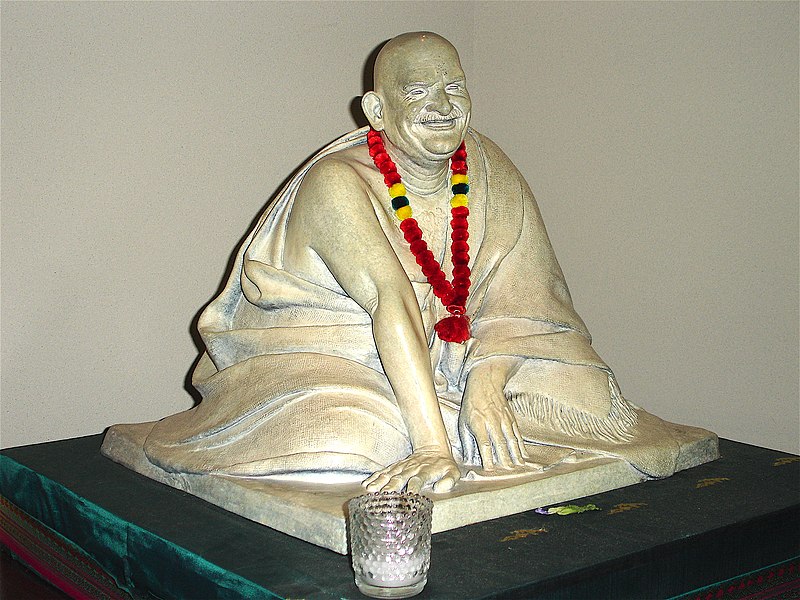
[{"x1": 426, "y1": 86, "x2": 453, "y2": 115}]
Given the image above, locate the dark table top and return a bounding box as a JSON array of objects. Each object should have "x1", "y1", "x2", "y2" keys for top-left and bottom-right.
[{"x1": 2, "y1": 434, "x2": 798, "y2": 599}]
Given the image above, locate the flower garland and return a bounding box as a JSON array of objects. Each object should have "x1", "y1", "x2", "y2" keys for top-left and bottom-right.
[{"x1": 366, "y1": 128, "x2": 471, "y2": 343}]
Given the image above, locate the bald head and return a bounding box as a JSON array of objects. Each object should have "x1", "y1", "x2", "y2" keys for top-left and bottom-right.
[
  {"x1": 362, "y1": 32, "x2": 471, "y2": 165},
  {"x1": 373, "y1": 32, "x2": 462, "y2": 94}
]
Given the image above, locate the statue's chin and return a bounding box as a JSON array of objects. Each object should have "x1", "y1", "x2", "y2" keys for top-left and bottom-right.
[{"x1": 413, "y1": 125, "x2": 467, "y2": 158}]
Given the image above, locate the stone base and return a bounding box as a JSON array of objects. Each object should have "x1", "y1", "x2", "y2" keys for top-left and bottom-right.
[{"x1": 101, "y1": 421, "x2": 718, "y2": 554}]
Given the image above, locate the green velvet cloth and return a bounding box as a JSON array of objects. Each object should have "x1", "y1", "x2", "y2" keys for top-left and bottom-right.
[
  {"x1": 0, "y1": 453, "x2": 276, "y2": 599},
  {"x1": 0, "y1": 434, "x2": 798, "y2": 599}
]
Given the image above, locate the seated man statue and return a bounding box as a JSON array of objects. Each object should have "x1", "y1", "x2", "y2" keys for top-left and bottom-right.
[{"x1": 111, "y1": 32, "x2": 715, "y2": 495}]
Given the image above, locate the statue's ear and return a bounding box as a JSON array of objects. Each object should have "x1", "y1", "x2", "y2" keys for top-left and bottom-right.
[{"x1": 361, "y1": 91, "x2": 384, "y2": 131}]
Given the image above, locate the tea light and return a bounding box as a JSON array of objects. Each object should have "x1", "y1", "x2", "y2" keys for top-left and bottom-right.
[{"x1": 348, "y1": 491, "x2": 433, "y2": 599}]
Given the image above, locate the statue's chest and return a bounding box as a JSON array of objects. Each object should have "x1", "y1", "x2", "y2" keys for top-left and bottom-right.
[
  {"x1": 360, "y1": 162, "x2": 481, "y2": 286},
  {"x1": 383, "y1": 196, "x2": 454, "y2": 283}
]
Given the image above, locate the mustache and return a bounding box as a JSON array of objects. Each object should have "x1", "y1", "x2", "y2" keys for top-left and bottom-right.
[{"x1": 414, "y1": 107, "x2": 465, "y2": 124}]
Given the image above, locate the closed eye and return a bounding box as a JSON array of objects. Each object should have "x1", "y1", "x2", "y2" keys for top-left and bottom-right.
[
  {"x1": 405, "y1": 88, "x2": 426, "y2": 100},
  {"x1": 445, "y1": 79, "x2": 465, "y2": 93}
]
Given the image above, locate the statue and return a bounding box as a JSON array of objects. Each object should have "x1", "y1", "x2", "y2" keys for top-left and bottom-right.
[{"x1": 102, "y1": 32, "x2": 717, "y2": 550}]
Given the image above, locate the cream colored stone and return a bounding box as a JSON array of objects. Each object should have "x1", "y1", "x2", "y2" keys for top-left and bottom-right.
[
  {"x1": 102, "y1": 420, "x2": 717, "y2": 554},
  {"x1": 102, "y1": 32, "x2": 718, "y2": 551}
]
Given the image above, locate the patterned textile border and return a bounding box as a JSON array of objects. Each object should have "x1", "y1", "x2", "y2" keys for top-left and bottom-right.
[
  {"x1": 671, "y1": 557, "x2": 800, "y2": 600},
  {"x1": 0, "y1": 494, "x2": 130, "y2": 599}
]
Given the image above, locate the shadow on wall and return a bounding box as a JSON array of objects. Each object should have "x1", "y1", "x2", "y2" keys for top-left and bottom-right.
[{"x1": 182, "y1": 37, "x2": 389, "y2": 404}]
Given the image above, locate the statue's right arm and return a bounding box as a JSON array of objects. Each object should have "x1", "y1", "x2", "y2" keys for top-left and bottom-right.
[{"x1": 285, "y1": 158, "x2": 460, "y2": 493}]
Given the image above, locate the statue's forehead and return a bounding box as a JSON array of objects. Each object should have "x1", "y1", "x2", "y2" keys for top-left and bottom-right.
[{"x1": 384, "y1": 52, "x2": 465, "y2": 86}]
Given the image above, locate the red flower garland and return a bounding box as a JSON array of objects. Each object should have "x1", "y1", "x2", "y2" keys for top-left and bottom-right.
[{"x1": 367, "y1": 128, "x2": 471, "y2": 343}]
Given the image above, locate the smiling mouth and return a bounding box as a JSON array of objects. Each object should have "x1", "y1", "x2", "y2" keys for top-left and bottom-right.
[{"x1": 418, "y1": 118, "x2": 459, "y2": 130}]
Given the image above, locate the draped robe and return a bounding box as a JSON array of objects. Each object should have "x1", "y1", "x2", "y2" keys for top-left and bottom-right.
[{"x1": 143, "y1": 127, "x2": 689, "y2": 480}]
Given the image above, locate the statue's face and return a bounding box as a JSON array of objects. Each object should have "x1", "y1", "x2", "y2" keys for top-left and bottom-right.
[{"x1": 376, "y1": 41, "x2": 471, "y2": 164}]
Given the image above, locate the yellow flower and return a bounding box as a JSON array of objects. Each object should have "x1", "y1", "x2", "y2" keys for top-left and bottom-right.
[
  {"x1": 450, "y1": 194, "x2": 469, "y2": 208},
  {"x1": 389, "y1": 183, "x2": 406, "y2": 198}
]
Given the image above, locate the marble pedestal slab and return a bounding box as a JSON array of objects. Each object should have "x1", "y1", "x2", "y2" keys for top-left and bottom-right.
[{"x1": 101, "y1": 422, "x2": 718, "y2": 554}]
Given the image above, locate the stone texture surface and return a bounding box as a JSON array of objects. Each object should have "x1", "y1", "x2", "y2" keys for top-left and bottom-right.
[{"x1": 101, "y1": 421, "x2": 718, "y2": 554}]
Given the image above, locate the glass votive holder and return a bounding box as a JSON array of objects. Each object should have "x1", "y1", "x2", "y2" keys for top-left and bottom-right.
[{"x1": 347, "y1": 491, "x2": 434, "y2": 599}]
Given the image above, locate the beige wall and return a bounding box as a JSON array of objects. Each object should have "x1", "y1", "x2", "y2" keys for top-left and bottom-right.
[{"x1": 2, "y1": 2, "x2": 797, "y2": 454}]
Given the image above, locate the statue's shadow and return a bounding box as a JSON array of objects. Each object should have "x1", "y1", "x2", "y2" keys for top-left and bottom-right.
[{"x1": 182, "y1": 41, "x2": 385, "y2": 405}]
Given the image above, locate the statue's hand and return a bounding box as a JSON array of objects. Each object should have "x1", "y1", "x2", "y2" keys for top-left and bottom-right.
[
  {"x1": 362, "y1": 449, "x2": 460, "y2": 494},
  {"x1": 459, "y1": 364, "x2": 528, "y2": 470}
]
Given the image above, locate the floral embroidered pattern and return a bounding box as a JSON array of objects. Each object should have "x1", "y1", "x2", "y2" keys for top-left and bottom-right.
[
  {"x1": 499, "y1": 528, "x2": 548, "y2": 542},
  {"x1": 608, "y1": 502, "x2": 647, "y2": 515},
  {"x1": 696, "y1": 477, "x2": 730, "y2": 489}
]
